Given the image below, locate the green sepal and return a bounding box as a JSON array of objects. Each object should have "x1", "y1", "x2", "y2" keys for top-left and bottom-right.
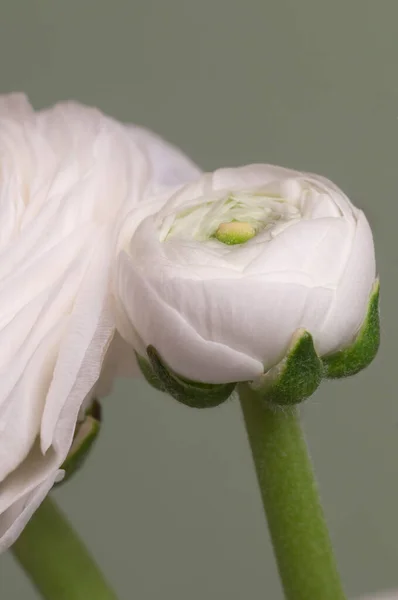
[
  {"x1": 136, "y1": 352, "x2": 165, "y2": 392},
  {"x1": 248, "y1": 329, "x2": 323, "y2": 406},
  {"x1": 56, "y1": 399, "x2": 101, "y2": 486},
  {"x1": 322, "y1": 279, "x2": 380, "y2": 379},
  {"x1": 145, "y1": 345, "x2": 236, "y2": 409}
]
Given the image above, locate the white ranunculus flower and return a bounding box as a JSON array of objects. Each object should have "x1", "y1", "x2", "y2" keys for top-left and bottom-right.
[
  {"x1": 0, "y1": 93, "x2": 200, "y2": 551},
  {"x1": 116, "y1": 164, "x2": 376, "y2": 385}
]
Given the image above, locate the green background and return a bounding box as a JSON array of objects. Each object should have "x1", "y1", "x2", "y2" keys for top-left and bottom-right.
[{"x1": 0, "y1": 1, "x2": 396, "y2": 598}]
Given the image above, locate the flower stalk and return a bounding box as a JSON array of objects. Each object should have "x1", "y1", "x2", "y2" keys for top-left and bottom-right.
[
  {"x1": 239, "y1": 383, "x2": 346, "y2": 600},
  {"x1": 11, "y1": 496, "x2": 118, "y2": 600}
]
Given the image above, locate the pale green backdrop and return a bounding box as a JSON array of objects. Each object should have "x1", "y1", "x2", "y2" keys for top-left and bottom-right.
[{"x1": 0, "y1": 1, "x2": 397, "y2": 599}]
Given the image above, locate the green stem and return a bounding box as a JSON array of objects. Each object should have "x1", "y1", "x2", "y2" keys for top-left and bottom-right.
[
  {"x1": 11, "y1": 495, "x2": 118, "y2": 600},
  {"x1": 239, "y1": 384, "x2": 346, "y2": 600}
]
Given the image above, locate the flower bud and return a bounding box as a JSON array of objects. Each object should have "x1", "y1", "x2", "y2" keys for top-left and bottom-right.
[{"x1": 116, "y1": 164, "x2": 378, "y2": 406}]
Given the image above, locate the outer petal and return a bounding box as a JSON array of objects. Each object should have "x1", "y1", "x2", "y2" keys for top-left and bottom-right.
[
  {"x1": 0, "y1": 93, "x2": 33, "y2": 120},
  {"x1": 40, "y1": 229, "x2": 115, "y2": 454},
  {"x1": 0, "y1": 321, "x2": 65, "y2": 483},
  {"x1": 117, "y1": 252, "x2": 264, "y2": 383},
  {"x1": 118, "y1": 239, "x2": 337, "y2": 381},
  {"x1": 0, "y1": 230, "x2": 95, "y2": 482},
  {"x1": 212, "y1": 164, "x2": 304, "y2": 191},
  {"x1": 145, "y1": 273, "x2": 333, "y2": 377},
  {"x1": 0, "y1": 439, "x2": 61, "y2": 550},
  {"x1": 244, "y1": 217, "x2": 353, "y2": 285},
  {"x1": 129, "y1": 125, "x2": 202, "y2": 193},
  {"x1": 319, "y1": 210, "x2": 376, "y2": 355},
  {"x1": 0, "y1": 469, "x2": 60, "y2": 550}
]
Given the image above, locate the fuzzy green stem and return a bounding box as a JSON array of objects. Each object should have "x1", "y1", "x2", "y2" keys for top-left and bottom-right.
[
  {"x1": 239, "y1": 384, "x2": 346, "y2": 600},
  {"x1": 11, "y1": 496, "x2": 118, "y2": 600}
]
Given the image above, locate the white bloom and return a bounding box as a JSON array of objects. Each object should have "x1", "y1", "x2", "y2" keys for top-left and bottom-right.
[
  {"x1": 116, "y1": 164, "x2": 376, "y2": 384},
  {"x1": 0, "y1": 93, "x2": 200, "y2": 550}
]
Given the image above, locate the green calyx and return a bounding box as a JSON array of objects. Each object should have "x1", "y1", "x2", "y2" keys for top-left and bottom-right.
[
  {"x1": 249, "y1": 329, "x2": 323, "y2": 406},
  {"x1": 136, "y1": 352, "x2": 165, "y2": 392},
  {"x1": 137, "y1": 346, "x2": 236, "y2": 409},
  {"x1": 56, "y1": 399, "x2": 101, "y2": 486},
  {"x1": 247, "y1": 280, "x2": 380, "y2": 405},
  {"x1": 322, "y1": 279, "x2": 380, "y2": 378}
]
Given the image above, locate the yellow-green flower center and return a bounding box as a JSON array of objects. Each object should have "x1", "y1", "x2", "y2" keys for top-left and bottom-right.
[
  {"x1": 159, "y1": 191, "x2": 301, "y2": 244},
  {"x1": 214, "y1": 221, "x2": 256, "y2": 245}
]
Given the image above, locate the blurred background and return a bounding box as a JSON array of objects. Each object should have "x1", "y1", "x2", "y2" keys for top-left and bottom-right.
[{"x1": 0, "y1": 1, "x2": 397, "y2": 598}]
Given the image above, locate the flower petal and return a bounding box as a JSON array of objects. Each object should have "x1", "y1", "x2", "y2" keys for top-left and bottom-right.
[
  {"x1": 319, "y1": 210, "x2": 376, "y2": 355},
  {"x1": 147, "y1": 272, "x2": 333, "y2": 375},
  {"x1": 129, "y1": 125, "x2": 202, "y2": 192},
  {"x1": 40, "y1": 230, "x2": 115, "y2": 454},
  {"x1": 0, "y1": 321, "x2": 66, "y2": 483},
  {"x1": 0, "y1": 440, "x2": 60, "y2": 550},
  {"x1": 244, "y1": 217, "x2": 353, "y2": 285},
  {"x1": 118, "y1": 252, "x2": 264, "y2": 383}
]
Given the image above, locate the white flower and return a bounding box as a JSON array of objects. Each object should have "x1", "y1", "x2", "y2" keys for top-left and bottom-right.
[
  {"x1": 0, "y1": 93, "x2": 200, "y2": 550},
  {"x1": 116, "y1": 164, "x2": 376, "y2": 385}
]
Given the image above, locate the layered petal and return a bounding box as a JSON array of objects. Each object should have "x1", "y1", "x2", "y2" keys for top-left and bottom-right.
[
  {"x1": 129, "y1": 125, "x2": 202, "y2": 193},
  {"x1": 0, "y1": 93, "x2": 201, "y2": 550},
  {"x1": 117, "y1": 252, "x2": 264, "y2": 383},
  {"x1": 0, "y1": 441, "x2": 61, "y2": 548},
  {"x1": 319, "y1": 210, "x2": 376, "y2": 355}
]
